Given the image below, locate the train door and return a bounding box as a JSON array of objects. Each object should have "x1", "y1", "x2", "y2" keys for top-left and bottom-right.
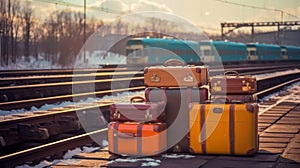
[
  {"x1": 126, "y1": 44, "x2": 147, "y2": 64},
  {"x1": 200, "y1": 45, "x2": 214, "y2": 62},
  {"x1": 281, "y1": 47, "x2": 288, "y2": 60},
  {"x1": 247, "y1": 47, "x2": 258, "y2": 61}
]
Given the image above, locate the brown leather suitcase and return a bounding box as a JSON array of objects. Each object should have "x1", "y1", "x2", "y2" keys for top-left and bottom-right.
[
  {"x1": 144, "y1": 60, "x2": 209, "y2": 87},
  {"x1": 211, "y1": 94, "x2": 257, "y2": 103},
  {"x1": 189, "y1": 103, "x2": 258, "y2": 155},
  {"x1": 210, "y1": 71, "x2": 256, "y2": 94},
  {"x1": 108, "y1": 122, "x2": 167, "y2": 156},
  {"x1": 110, "y1": 96, "x2": 166, "y2": 122},
  {"x1": 145, "y1": 87, "x2": 208, "y2": 152}
]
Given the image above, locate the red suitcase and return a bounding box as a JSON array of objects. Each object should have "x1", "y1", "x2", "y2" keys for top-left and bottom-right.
[
  {"x1": 110, "y1": 96, "x2": 166, "y2": 122},
  {"x1": 144, "y1": 60, "x2": 209, "y2": 87},
  {"x1": 145, "y1": 87, "x2": 209, "y2": 152},
  {"x1": 210, "y1": 71, "x2": 256, "y2": 94},
  {"x1": 108, "y1": 122, "x2": 167, "y2": 156}
]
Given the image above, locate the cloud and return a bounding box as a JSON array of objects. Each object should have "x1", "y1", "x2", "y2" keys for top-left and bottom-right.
[
  {"x1": 130, "y1": 0, "x2": 173, "y2": 13},
  {"x1": 89, "y1": 0, "x2": 173, "y2": 14}
]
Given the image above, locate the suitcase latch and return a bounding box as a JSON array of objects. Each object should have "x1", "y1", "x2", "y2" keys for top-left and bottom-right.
[
  {"x1": 213, "y1": 108, "x2": 223, "y2": 113},
  {"x1": 113, "y1": 110, "x2": 121, "y2": 119},
  {"x1": 242, "y1": 80, "x2": 253, "y2": 92},
  {"x1": 212, "y1": 81, "x2": 222, "y2": 92},
  {"x1": 150, "y1": 74, "x2": 160, "y2": 83},
  {"x1": 145, "y1": 109, "x2": 153, "y2": 120},
  {"x1": 184, "y1": 74, "x2": 194, "y2": 82}
]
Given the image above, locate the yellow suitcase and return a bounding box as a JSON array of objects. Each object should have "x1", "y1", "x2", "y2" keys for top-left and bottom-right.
[{"x1": 189, "y1": 103, "x2": 258, "y2": 155}]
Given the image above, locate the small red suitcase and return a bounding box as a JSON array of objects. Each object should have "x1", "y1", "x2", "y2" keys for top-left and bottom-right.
[
  {"x1": 110, "y1": 96, "x2": 166, "y2": 122},
  {"x1": 210, "y1": 71, "x2": 256, "y2": 94},
  {"x1": 108, "y1": 122, "x2": 167, "y2": 156}
]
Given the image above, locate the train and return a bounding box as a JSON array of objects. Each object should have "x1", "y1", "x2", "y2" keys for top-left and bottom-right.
[{"x1": 125, "y1": 37, "x2": 300, "y2": 65}]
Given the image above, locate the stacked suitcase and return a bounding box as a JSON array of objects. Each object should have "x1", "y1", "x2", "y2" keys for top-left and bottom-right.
[
  {"x1": 143, "y1": 59, "x2": 209, "y2": 153},
  {"x1": 108, "y1": 60, "x2": 259, "y2": 156},
  {"x1": 108, "y1": 59, "x2": 209, "y2": 156},
  {"x1": 210, "y1": 71, "x2": 257, "y2": 103},
  {"x1": 189, "y1": 71, "x2": 259, "y2": 155},
  {"x1": 108, "y1": 95, "x2": 167, "y2": 156}
]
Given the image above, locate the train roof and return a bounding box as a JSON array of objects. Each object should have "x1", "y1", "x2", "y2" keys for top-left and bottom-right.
[
  {"x1": 199, "y1": 40, "x2": 246, "y2": 47},
  {"x1": 247, "y1": 43, "x2": 281, "y2": 49},
  {"x1": 126, "y1": 38, "x2": 199, "y2": 46},
  {"x1": 281, "y1": 45, "x2": 300, "y2": 50}
]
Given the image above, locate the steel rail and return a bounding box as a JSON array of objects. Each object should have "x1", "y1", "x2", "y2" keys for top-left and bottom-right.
[{"x1": 0, "y1": 128, "x2": 108, "y2": 168}]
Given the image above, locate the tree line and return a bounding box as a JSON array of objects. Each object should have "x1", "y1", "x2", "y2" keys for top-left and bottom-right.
[
  {"x1": 0, "y1": 0, "x2": 209, "y2": 67},
  {"x1": 0, "y1": 0, "x2": 105, "y2": 66}
]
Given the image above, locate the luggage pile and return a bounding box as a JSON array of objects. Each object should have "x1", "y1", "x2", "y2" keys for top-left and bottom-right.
[
  {"x1": 190, "y1": 71, "x2": 258, "y2": 155},
  {"x1": 108, "y1": 60, "x2": 258, "y2": 157}
]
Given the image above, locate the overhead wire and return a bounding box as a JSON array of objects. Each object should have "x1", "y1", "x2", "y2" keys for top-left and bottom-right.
[{"x1": 215, "y1": 0, "x2": 300, "y2": 20}]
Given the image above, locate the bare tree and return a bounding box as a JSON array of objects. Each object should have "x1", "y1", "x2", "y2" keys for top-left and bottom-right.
[{"x1": 22, "y1": 1, "x2": 33, "y2": 60}]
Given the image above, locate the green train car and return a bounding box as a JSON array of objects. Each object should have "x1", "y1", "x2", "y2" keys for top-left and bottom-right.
[
  {"x1": 126, "y1": 38, "x2": 201, "y2": 65},
  {"x1": 125, "y1": 37, "x2": 300, "y2": 65}
]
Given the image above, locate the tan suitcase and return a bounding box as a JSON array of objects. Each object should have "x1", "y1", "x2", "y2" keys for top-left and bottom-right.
[{"x1": 144, "y1": 60, "x2": 209, "y2": 87}]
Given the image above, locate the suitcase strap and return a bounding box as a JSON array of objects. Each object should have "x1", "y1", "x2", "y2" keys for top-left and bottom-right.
[
  {"x1": 200, "y1": 104, "x2": 235, "y2": 154},
  {"x1": 229, "y1": 104, "x2": 235, "y2": 155},
  {"x1": 113, "y1": 123, "x2": 144, "y2": 156},
  {"x1": 113, "y1": 122, "x2": 120, "y2": 154},
  {"x1": 137, "y1": 123, "x2": 143, "y2": 156}
]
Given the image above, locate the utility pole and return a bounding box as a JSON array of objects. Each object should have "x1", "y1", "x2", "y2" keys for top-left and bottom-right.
[{"x1": 83, "y1": 0, "x2": 86, "y2": 63}]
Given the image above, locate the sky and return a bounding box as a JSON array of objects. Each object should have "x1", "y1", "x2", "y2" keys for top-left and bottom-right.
[{"x1": 29, "y1": 0, "x2": 300, "y2": 34}]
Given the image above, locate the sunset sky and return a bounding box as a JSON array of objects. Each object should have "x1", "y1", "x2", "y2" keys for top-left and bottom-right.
[{"x1": 30, "y1": 0, "x2": 300, "y2": 33}]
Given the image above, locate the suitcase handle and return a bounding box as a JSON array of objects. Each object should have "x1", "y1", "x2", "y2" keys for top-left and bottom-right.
[
  {"x1": 224, "y1": 71, "x2": 239, "y2": 77},
  {"x1": 214, "y1": 97, "x2": 230, "y2": 103},
  {"x1": 117, "y1": 132, "x2": 136, "y2": 138},
  {"x1": 164, "y1": 59, "x2": 186, "y2": 66},
  {"x1": 130, "y1": 96, "x2": 146, "y2": 103}
]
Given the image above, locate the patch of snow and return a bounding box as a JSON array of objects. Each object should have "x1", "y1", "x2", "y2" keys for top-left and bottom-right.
[
  {"x1": 162, "y1": 154, "x2": 195, "y2": 159},
  {"x1": 82, "y1": 146, "x2": 100, "y2": 153},
  {"x1": 141, "y1": 161, "x2": 160, "y2": 167},
  {"x1": 108, "y1": 157, "x2": 161, "y2": 167},
  {"x1": 102, "y1": 139, "x2": 109, "y2": 147},
  {"x1": 259, "y1": 80, "x2": 300, "y2": 103},
  {"x1": 63, "y1": 148, "x2": 82, "y2": 159}
]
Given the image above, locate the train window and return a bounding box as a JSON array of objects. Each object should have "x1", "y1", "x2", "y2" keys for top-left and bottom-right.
[
  {"x1": 248, "y1": 50, "x2": 256, "y2": 56},
  {"x1": 126, "y1": 49, "x2": 134, "y2": 56},
  {"x1": 203, "y1": 49, "x2": 211, "y2": 56},
  {"x1": 126, "y1": 48, "x2": 144, "y2": 57}
]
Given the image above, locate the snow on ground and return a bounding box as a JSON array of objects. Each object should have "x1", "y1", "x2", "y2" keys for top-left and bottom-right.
[
  {"x1": 107, "y1": 157, "x2": 161, "y2": 167},
  {"x1": 0, "y1": 51, "x2": 126, "y2": 70},
  {"x1": 162, "y1": 153, "x2": 195, "y2": 159},
  {"x1": 254, "y1": 68, "x2": 300, "y2": 80},
  {"x1": 0, "y1": 55, "x2": 63, "y2": 70},
  {"x1": 0, "y1": 91, "x2": 144, "y2": 116},
  {"x1": 258, "y1": 80, "x2": 300, "y2": 103}
]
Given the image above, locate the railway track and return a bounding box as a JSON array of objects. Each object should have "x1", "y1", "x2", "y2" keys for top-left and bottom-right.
[
  {"x1": 0, "y1": 68, "x2": 300, "y2": 167},
  {"x1": 1, "y1": 63, "x2": 299, "y2": 106}
]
